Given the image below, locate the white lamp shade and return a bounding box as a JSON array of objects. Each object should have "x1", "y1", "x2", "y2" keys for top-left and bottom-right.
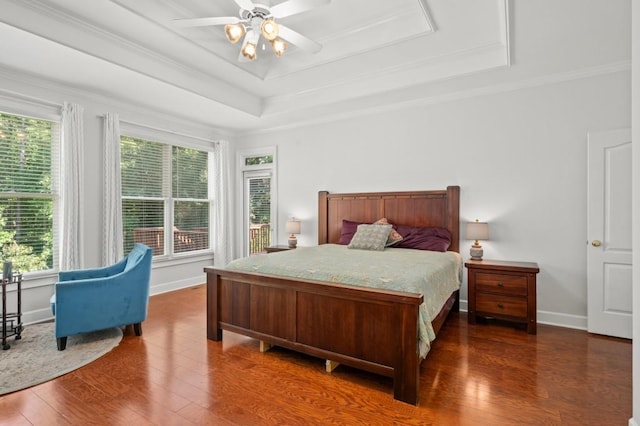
[
  {"x1": 466, "y1": 221, "x2": 489, "y2": 240},
  {"x1": 285, "y1": 219, "x2": 301, "y2": 234}
]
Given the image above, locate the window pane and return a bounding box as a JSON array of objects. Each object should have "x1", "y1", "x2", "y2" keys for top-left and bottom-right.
[
  {"x1": 173, "y1": 146, "x2": 208, "y2": 199},
  {"x1": 245, "y1": 155, "x2": 273, "y2": 166},
  {"x1": 123, "y1": 199, "x2": 165, "y2": 256},
  {"x1": 121, "y1": 136, "x2": 164, "y2": 197},
  {"x1": 0, "y1": 113, "x2": 52, "y2": 194},
  {"x1": 0, "y1": 197, "x2": 53, "y2": 272},
  {"x1": 0, "y1": 112, "x2": 56, "y2": 274},
  {"x1": 248, "y1": 176, "x2": 271, "y2": 254},
  {"x1": 174, "y1": 201, "x2": 209, "y2": 253}
]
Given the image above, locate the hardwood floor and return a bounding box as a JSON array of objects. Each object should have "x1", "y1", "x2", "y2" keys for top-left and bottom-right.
[{"x1": 0, "y1": 285, "x2": 631, "y2": 425}]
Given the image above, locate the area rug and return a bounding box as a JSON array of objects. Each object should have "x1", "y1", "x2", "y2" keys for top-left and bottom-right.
[{"x1": 0, "y1": 322, "x2": 122, "y2": 395}]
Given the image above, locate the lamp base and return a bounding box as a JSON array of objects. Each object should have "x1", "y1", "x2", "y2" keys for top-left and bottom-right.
[
  {"x1": 288, "y1": 235, "x2": 298, "y2": 249},
  {"x1": 470, "y1": 244, "x2": 483, "y2": 260}
]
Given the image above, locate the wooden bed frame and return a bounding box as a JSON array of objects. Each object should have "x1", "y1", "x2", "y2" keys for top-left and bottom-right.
[{"x1": 204, "y1": 186, "x2": 460, "y2": 405}]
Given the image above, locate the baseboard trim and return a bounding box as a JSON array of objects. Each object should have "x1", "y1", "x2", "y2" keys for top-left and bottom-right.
[
  {"x1": 22, "y1": 307, "x2": 54, "y2": 326},
  {"x1": 149, "y1": 276, "x2": 204, "y2": 297},
  {"x1": 629, "y1": 418, "x2": 638, "y2": 426},
  {"x1": 537, "y1": 310, "x2": 587, "y2": 331}
]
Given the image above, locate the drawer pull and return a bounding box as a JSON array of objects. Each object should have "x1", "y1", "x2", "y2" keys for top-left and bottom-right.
[
  {"x1": 497, "y1": 282, "x2": 504, "y2": 287},
  {"x1": 497, "y1": 303, "x2": 504, "y2": 309}
]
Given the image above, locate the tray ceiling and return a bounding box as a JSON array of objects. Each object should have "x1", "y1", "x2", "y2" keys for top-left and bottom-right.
[{"x1": 0, "y1": 0, "x2": 510, "y2": 132}]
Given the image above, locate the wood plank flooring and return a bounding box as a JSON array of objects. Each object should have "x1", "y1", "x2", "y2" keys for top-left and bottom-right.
[{"x1": 0, "y1": 285, "x2": 631, "y2": 425}]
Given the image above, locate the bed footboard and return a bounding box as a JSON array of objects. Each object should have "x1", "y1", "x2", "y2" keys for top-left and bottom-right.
[{"x1": 205, "y1": 267, "x2": 424, "y2": 405}]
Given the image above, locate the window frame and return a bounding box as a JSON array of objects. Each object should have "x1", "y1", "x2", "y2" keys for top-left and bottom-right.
[
  {"x1": 237, "y1": 147, "x2": 277, "y2": 257},
  {"x1": 0, "y1": 97, "x2": 61, "y2": 277},
  {"x1": 120, "y1": 122, "x2": 215, "y2": 260}
]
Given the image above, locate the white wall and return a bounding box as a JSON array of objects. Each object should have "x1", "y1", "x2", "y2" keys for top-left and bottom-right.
[
  {"x1": 236, "y1": 70, "x2": 630, "y2": 328},
  {"x1": 0, "y1": 72, "x2": 228, "y2": 324}
]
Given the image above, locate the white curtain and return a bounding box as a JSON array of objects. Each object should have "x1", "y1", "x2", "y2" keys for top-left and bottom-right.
[
  {"x1": 103, "y1": 113, "x2": 123, "y2": 265},
  {"x1": 59, "y1": 102, "x2": 84, "y2": 270},
  {"x1": 213, "y1": 140, "x2": 233, "y2": 267}
]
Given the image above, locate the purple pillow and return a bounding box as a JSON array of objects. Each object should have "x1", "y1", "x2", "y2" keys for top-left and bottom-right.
[
  {"x1": 339, "y1": 220, "x2": 364, "y2": 245},
  {"x1": 394, "y1": 225, "x2": 452, "y2": 252}
]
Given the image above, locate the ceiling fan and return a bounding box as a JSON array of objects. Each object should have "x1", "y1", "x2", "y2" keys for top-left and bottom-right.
[{"x1": 174, "y1": 0, "x2": 330, "y2": 62}]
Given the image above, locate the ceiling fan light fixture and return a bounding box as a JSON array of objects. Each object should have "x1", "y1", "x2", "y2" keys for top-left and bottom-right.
[
  {"x1": 224, "y1": 23, "x2": 245, "y2": 44},
  {"x1": 261, "y1": 18, "x2": 279, "y2": 41},
  {"x1": 241, "y1": 40, "x2": 258, "y2": 60},
  {"x1": 270, "y1": 37, "x2": 288, "y2": 57}
]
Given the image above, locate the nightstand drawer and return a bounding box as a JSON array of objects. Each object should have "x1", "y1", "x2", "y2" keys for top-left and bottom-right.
[
  {"x1": 476, "y1": 293, "x2": 527, "y2": 318},
  {"x1": 476, "y1": 273, "x2": 527, "y2": 296}
]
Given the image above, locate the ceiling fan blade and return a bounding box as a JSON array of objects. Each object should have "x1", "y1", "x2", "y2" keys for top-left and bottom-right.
[
  {"x1": 232, "y1": 0, "x2": 256, "y2": 11},
  {"x1": 270, "y1": 0, "x2": 330, "y2": 19},
  {"x1": 278, "y1": 25, "x2": 322, "y2": 54},
  {"x1": 173, "y1": 17, "x2": 241, "y2": 27}
]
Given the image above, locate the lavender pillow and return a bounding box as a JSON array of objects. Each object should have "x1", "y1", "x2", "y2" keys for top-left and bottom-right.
[
  {"x1": 395, "y1": 225, "x2": 452, "y2": 252},
  {"x1": 339, "y1": 220, "x2": 365, "y2": 245}
]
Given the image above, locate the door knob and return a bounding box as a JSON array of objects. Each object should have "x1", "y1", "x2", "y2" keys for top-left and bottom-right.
[{"x1": 591, "y1": 240, "x2": 602, "y2": 247}]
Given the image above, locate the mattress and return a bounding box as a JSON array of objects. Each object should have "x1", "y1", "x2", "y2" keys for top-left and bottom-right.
[{"x1": 225, "y1": 244, "x2": 462, "y2": 358}]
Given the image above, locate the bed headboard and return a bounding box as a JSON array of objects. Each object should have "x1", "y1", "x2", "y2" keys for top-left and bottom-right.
[{"x1": 318, "y1": 186, "x2": 460, "y2": 252}]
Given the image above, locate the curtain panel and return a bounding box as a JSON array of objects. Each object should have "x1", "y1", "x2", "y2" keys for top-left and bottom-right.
[
  {"x1": 213, "y1": 140, "x2": 233, "y2": 267},
  {"x1": 59, "y1": 102, "x2": 85, "y2": 270},
  {"x1": 103, "y1": 113, "x2": 124, "y2": 265}
]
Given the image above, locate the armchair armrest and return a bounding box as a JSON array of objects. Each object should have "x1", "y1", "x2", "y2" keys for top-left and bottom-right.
[{"x1": 58, "y1": 257, "x2": 127, "y2": 282}]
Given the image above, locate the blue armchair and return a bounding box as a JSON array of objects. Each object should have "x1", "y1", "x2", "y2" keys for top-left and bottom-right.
[{"x1": 50, "y1": 243, "x2": 153, "y2": 350}]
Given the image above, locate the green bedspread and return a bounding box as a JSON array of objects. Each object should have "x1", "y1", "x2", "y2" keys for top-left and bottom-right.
[{"x1": 225, "y1": 244, "x2": 462, "y2": 358}]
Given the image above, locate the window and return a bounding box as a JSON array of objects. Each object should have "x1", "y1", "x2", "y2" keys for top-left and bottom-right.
[
  {"x1": 245, "y1": 155, "x2": 273, "y2": 166},
  {"x1": 0, "y1": 111, "x2": 59, "y2": 273},
  {"x1": 120, "y1": 136, "x2": 211, "y2": 257}
]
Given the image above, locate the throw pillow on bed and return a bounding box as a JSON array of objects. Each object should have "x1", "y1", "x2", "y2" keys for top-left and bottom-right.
[
  {"x1": 373, "y1": 218, "x2": 403, "y2": 246},
  {"x1": 348, "y1": 224, "x2": 392, "y2": 251}
]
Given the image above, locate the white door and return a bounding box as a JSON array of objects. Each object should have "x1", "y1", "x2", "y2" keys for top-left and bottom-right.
[{"x1": 587, "y1": 128, "x2": 632, "y2": 339}]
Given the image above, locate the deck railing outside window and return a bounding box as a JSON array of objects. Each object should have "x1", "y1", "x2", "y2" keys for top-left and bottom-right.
[
  {"x1": 249, "y1": 224, "x2": 270, "y2": 255},
  {"x1": 133, "y1": 224, "x2": 269, "y2": 256},
  {"x1": 133, "y1": 227, "x2": 209, "y2": 255}
]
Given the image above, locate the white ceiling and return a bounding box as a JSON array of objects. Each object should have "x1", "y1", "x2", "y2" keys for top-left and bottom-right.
[{"x1": 0, "y1": 0, "x2": 630, "y2": 134}]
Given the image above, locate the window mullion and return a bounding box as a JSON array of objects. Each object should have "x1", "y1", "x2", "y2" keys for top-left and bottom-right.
[{"x1": 163, "y1": 144, "x2": 173, "y2": 256}]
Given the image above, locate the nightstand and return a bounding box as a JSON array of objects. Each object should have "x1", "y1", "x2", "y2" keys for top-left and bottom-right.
[
  {"x1": 465, "y1": 259, "x2": 540, "y2": 334},
  {"x1": 265, "y1": 245, "x2": 295, "y2": 253}
]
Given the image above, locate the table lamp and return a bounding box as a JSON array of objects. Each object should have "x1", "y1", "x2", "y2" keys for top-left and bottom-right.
[
  {"x1": 466, "y1": 219, "x2": 489, "y2": 260},
  {"x1": 285, "y1": 218, "x2": 301, "y2": 248}
]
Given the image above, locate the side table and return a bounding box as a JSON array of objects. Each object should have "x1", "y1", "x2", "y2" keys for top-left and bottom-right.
[
  {"x1": 265, "y1": 245, "x2": 296, "y2": 253},
  {"x1": 2, "y1": 274, "x2": 23, "y2": 350},
  {"x1": 465, "y1": 259, "x2": 539, "y2": 334}
]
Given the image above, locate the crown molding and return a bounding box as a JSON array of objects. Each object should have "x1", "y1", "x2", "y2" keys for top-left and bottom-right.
[
  {"x1": 263, "y1": 40, "x2": 509, "y2": 115},
  {"x1": 2, "y1": 0, "x2": 261, "y2": 116},
  {"x1": 0, "y1": 65, "x2": 235, "y2": 140},
  {"x1": 238, "y1": 60, "x2": 631, "y2": 137}
]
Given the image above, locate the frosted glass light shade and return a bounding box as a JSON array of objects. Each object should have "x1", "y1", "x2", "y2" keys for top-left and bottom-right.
[
  {"x1": 241, "y1": 41, "x2": 257, "y2": 60},
  {"x1": 270, "y1": 38, "x2": 288, "y2": 57},
  {"x1": 224, "y1": 24, "x2": 245, "y2": 44},
  {"x1": 261, "y1": 19, "x2": 279, "y2": 41}
]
